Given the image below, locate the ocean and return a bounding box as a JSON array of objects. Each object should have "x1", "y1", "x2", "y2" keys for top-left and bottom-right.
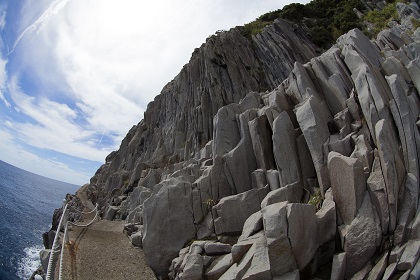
[{"x1": 0, "y1": 160, "x2": 80, "y2": 280}]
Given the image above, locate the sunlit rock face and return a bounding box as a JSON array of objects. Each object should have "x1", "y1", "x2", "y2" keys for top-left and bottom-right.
[{"x1": 83, "y1": 8, "x2": 420, "y2": 280}]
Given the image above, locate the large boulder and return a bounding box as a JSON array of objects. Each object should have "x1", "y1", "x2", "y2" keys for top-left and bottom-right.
[
  {"x1": 328, "y1": 151, "x2": 366, "y2": 225},
  {"x1": 343, "y1": 193, "x2": 382, "y2": 278},
  {"x1": 295, "y1": 95, "x2": 331, "y2": 193},
  {"x1": 375, "y1": 119, "x2": 406, "y2": 232},
  {"x1": 262, "y1": 202, "x2": 297, "y2": 277},
  {"x1": 316, "y1": 188, "x2": 336, "y2": 246},
  {"x1": 248, "y1": 115, "x2": 276, "y2": 170},
  {"x1": 142, "y1": 179, "x2": 196, "y2": 277},
  {"x1": 213, "y1": 187, "x2": 268, "y2": 235},
  {"x1": 272, "y1": 111, "x2": 301, "y2": 187},
  {"x1": 286, "y1": 203, "x2": 318, "y2": 271}
]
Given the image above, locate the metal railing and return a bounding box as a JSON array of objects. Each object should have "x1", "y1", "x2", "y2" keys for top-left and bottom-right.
[{"x1": 46, "y1": 200, "x2": 99, "y2": 280}]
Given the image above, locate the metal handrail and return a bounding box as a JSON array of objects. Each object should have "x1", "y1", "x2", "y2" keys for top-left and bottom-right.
[
  {"x1": 46, "y1": 200, "x2": 99, "y2": 280},
  {"x1": 58, "y1": 203, "x2": 99, "y2": 280},
  {"x1": 46, "y1": 200, "x2": 68, "y2": 280}
]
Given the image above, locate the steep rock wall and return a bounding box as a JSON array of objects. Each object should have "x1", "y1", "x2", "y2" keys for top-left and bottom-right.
[
  {"x1": 87, "y1": 19, "x2": 319, "y2": 206},
  {"x1": 80, "y1": 3, "x2": 420, "y2": 279}
]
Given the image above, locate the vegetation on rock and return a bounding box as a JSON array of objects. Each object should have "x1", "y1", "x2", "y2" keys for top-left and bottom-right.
[
  {"x1": 242, "y1": 0, "x2": 365, "y2": 49},
  {"x1": 364, "y1": 1, "x2": 399, "y2": 36}
]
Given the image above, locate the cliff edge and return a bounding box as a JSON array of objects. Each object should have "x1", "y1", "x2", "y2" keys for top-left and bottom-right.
[{"x1": 44, "y1": 1, "x2": 420, "y2": 279}]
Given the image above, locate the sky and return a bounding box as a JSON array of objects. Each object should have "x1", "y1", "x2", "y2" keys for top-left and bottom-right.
[{"x1": 0, "y1": 0, "x2": 310, "y2": 185}]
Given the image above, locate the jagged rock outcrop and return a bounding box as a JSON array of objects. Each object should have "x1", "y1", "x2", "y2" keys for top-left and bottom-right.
[
  {"x1": 79, "y1": 4, "x2": 420, "y2": 279},
  {"x1": 164, "y1": 25, "x2": 419, "y2": 279}
]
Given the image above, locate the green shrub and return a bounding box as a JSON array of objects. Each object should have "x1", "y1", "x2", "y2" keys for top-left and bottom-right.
[
  {"x1": 364, "y1": 2, "x2": 399, "y2": 35},
  {"x1": 411, "y1": 17, "x2": 420, "y2": 29},
  {"x1": 308, "y1": 189, "x2": 323, "y2": 211}
]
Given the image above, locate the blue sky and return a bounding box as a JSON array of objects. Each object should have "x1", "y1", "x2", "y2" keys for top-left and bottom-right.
[{"x1": 0, "y1": 0, "x2": 309, "y2": 185}]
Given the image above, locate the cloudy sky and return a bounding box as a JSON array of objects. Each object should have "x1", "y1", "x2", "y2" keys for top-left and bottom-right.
[{"x1": 0, "y1": 0, "x2": 309, "y2": 185}]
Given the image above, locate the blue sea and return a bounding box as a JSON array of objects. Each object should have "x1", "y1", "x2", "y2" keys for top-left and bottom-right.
[{"x1": 0, "y1": 160, "x2": 80, "y2": 280}]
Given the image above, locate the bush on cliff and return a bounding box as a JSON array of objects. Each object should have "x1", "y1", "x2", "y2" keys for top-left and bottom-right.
[
  {"x1": 364, "y1": 1, "x2": 399, "y2": 36},
  {"x1": 242, "y1": 0, "x2": 364, "y2": 49}
]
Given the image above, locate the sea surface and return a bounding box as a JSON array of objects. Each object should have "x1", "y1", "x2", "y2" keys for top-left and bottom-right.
[{"x1": 0, "y1": 160, "x2": 80, "y2": 280}]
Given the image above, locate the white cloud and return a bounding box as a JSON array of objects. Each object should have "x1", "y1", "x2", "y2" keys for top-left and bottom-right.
[
  {"x1": 0, "y1": 57, "x2": 10, "y2": 107},
  {"x1": 8, "y1": 0, "x2": 71, "y2": 54},
  {"x1": 5, "y1": 0, "x2": 311, "y2": 181},
  {"x1": 7, "y1": 76, "x2": 112, "y2": 161},
  {"x1": 0, "y1": 127, "x2": 90, "y2": 185}
]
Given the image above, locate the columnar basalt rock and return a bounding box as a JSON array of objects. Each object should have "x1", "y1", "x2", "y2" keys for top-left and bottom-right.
[{"x1": 75, "y1": 7, "x2": 420, "y2": 279}]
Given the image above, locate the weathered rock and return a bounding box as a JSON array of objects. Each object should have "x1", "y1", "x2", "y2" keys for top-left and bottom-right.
[
  {"x1": 248, "y1": 115, "x2": 276, "y2": 170},
  {"x1": 238, "y1": 211, "x2": 263, "y2": 241},
  {"x1": 251, "y1": 169, "x2": 267, "y2": 189},
  {"x1": 130, "y1": 230, "x2": 143, "y2": 247},
  {"x1": 218, "y1": 243, "x2": 255, "y2": 280},
  {"x1": 204, "y1": 243, "x2": 232, "y2": 256},
  {"x1": 197, "y1": 212, "x2": 215, "y2": 240},
  {"x1": 396, "y1": 240, "x2": 420, "y2": 271},
  {"x1": 316, "y1": 188, "x2": 336, "y2": 246},
  {"x1": 205, "y1": 254, "x2": 233, "y2": 280},
  {"x1": 265, "y1": 169, "x2": 281, "y2": 191},
  {"x1": 273, "y1": 269, "x2": 299, "y2": 280},
  {"x1": 260, "y1": 182, "x2": 303, "y2": 208},
  {"x1": 287, "y1": 203, "x2": 318, "y2": 270},
  {"x1": 296, "y1": 133, "x2": 317, "y2": 190},
  {"x1": 327, "y1": 133, "x2": 354, "y2": 157},
  {"x1": 224, "y1": 109, "x2": 259, "y2": 194},
  {"x1": 350, "y1": 134, "x2": 374, "y2": 173},
  {"x1": 262, "y1": 202, "x2": 297, "y2": 276},
  {"x1": 386, "y1": 74, "x2": 419, "y2": 180},
  {"x1": 39, "y1": 249, "x2": 51, "y2": 276},
  {"x1": 142, "y1": 179, "x2": 196, "y2": 277},
  {"x1": 367, "y1": 154, "x2": 390, "y2": 234},
  {"x1": 241, "y1": 241, "x2": 272, "y2": 280},
  {"x1": 395, "y1": 173, "x2": 418, "y2": 245},
  {"x1": 272, "y1": 111, "x2": 301, "y2": 187},
  {"x1": 213, "y1": 187, "x2": 268, "y2": 235},
  {"x1": 410, "y1": 210, "x2": 420, "y2": 240},
  {"x1": 375, "y1": 119, "x2": 407, "y2": 232},
  {"x1": 331, "y1": 252, "x2": 346, "y2": 280},
  {"x1": 351, "y1": 262, "x2": 374, "y2": 280},
  {"x1": 104, "y1": 206, "x2": 118, "y2": 220},
  {"x1": 213, "y1": 104, "x2": 241, "y2": 157},
  {"x1": 366, "y1": 252, "x2": 388, "y2": 280},
  {"x1": 344, "y1": 193, "x2": 382, "y2": 278},
  {"x1": 382, "y1": 263, "x2": 397, "y2": 280},
  {"x1": 328, "y1": 151, "x2": 366, "y2": 225},
  {"x1": 295, "y1": 95, "x2": 331, "y2": 193},
  {"x1": 182, "y1": 254, "x2": 204, "y2": 280},
  {"x1": 410, "y1": 257, "x2": 420, "y2": 280}
]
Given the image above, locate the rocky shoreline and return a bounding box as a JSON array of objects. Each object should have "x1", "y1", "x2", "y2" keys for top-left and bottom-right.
[{"x1": 36, "y1": 1, "x2": 420, "y2": 279}]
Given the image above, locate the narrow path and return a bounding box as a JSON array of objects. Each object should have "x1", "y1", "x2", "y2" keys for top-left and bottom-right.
[{"x1": 59, "y1": 186, "x2": 156, "y2": 279}]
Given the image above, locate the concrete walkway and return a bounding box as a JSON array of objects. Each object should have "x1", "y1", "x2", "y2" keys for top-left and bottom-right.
[{"x1": 59, "y1": 186, "x2": 156, "y2": 279}]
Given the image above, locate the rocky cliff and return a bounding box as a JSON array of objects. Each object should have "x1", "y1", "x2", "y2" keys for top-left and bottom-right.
[{"x1": 60, "y1": 1, "x2": 420, "y2": 279}]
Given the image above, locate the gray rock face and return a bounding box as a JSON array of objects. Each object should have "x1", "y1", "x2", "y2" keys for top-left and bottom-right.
[
  {"x1": 249, "y1": 115, "x2": 276, "y2": 170},
  {"x1": 295, "y1": 95, "x2": 331, "y2": 193},
  {"x1": 272, "y1": 111, "x2": 300, "y2": 187},
  {"x1": 286, "y1": 203, "x2": 318, "y2": 270},
  {"x1": 343, "y1": 193, "x2": 382, "y2": 278},
  {"x1": 375, "y1": 119, "x2": 406, "y2": 232},
  {"x1": 262, "y1": 202, "x2": 297, "y2": 276},
  {"x1": 367, "y1": 154, "x2": 390, "y2": 234},
  {"x1": 260, "y1": 182, "x2": 303, "y2": 208},
  {"x1": 213, "y1": 187, "x2": 268, "y2": 235},
  {"x1": 142, "y1": 179, "x2": 196, "y2": 276},
  {"x1": 331, "y1": 252, "x2": 346, "y2": 280},
  {"x1": 316, "y1": 188, "x2": 336, "y2": 246},
  {"x1": 328, "y1": 152, "x2": 366, "y2": 225},
  {"x1": 78, "y1": 7, "x2": 420, "y2": 279},
  {"x1": 206, "y1": 254, "x2": 233, "y2": 280}
]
